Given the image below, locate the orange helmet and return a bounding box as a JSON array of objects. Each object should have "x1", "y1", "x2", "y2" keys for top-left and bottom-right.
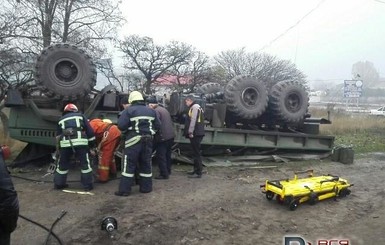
[{"x1": 64, "y1": 103, "x2": 78, "y2": 112}]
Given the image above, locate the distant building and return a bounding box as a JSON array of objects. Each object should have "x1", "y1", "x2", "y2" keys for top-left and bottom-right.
[{"x1": 152, "y1": 74, "x2": 192, "y2": 95}]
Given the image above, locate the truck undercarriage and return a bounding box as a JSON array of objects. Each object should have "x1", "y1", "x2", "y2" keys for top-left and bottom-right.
[{"x1": 4, "y1": 43, "x2": 334, "y2": 166}]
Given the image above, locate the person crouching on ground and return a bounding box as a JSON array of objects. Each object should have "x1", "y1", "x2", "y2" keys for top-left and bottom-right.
[{"x1": 89, "y1": 118, "x2": 121, "y2": 183}]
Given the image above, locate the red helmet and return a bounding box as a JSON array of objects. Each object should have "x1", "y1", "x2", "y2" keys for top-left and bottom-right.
[{"x1": 64, "y1": 103, "x2": 78, "y2": 112}]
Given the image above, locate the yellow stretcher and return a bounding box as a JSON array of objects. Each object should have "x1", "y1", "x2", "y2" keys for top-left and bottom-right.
[{"x1": 260, "y1": 170, "x2": 353, "y2": 211}]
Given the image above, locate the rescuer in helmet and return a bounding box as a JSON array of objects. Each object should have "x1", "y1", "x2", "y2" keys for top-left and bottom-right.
[
  {"x1": 54, "y1": 103, "x2": 96, "y2": 191},
  {"x1": 115, "y1": 91, "x2": 160, "y2": 196},
  {"x1": 89, "y1": 118, "x2": 121, "y2": 183}
]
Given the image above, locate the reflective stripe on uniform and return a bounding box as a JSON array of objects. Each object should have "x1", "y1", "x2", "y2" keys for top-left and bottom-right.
[
  {"x1": 81, "y1": 154, "x2": 93, "y2": 174},
  {"x1": 122, "y1": 172, "x2": 135, "y2": 177},
  {"x1": 81, "y1": 168, "x2": 93, "y2": 174},
  {"x1": 188, "y1": 107, "x2": 204, "y2": 122},
  {"x1": 58, "y1": 116, "x2": 83, "y2": 139},
  {"x1": 59, "y1": 115, "x2": 91, "y2": 147},
  {"x1": 130, "y1": 116, "x2": 156, "y2": 134},
  {"x1": 58, "y1": 115, "x2": 83, "y2": 127},
  {"x1": 98, "y1": 165, "x2": 109, "y2": 170},
  {"x1": 121, "y1": 154, "x2": 135, "y2": 177},
  {"x1": 56, "y1": 168, "x2": 69, "y2": 175},
  {"x1": 125, "y1": 135, "x2": 141, "y2": 148},
  {"x1": 60, "y1": 138, "x2": 89, "y2": 147},
  {"x1": 139, "y1": 173, "x2": 152, "y2": 178}
]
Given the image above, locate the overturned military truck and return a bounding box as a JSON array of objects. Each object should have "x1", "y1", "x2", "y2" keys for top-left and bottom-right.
[{"x1": 5, "y1": 43, "x2": 334, "y2": 165}]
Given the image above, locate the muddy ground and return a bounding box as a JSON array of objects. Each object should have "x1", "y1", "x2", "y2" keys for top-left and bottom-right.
[{"x1": 7, "y1": 152, "x2": 385, "y2": 245}]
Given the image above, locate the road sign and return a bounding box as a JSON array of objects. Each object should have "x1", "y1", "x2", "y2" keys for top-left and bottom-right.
[{"x1": 344, "y1": 80, "x2": 363, "y2": 98}]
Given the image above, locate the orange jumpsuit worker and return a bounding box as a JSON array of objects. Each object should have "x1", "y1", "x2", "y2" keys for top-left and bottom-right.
[{"x1": 89, "y1": 118, "x2": 121, "y2": 182}]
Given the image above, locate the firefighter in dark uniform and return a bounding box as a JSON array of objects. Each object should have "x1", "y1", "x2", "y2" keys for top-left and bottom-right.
[
  {"x1": 115, "y1": 91, "x2": 160, "y2": 196},
  {"x1": 54, "y1": 103, "x2": 96, "y2": 191},
  {"x1": 184, "y1": 95, "x2": 205, "y2": 178}
]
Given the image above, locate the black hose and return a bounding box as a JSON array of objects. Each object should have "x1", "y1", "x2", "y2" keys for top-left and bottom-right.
[
  {"x1": 44, "y1": 210, "x2": 67, "y2": 245},
  {"x1": 18, "y1": 214, "x2": 64, "y2": 245},
  {"x1": 10, "y1": 175, "x2": 48, "y2": 182}
]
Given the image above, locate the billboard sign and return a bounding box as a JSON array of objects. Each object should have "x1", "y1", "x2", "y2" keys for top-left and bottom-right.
[{"x1": 344, "y1": 80, "x2": 363, "y2": 98}]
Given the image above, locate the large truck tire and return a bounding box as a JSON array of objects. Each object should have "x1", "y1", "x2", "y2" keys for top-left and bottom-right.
[
  {"x1": 34, "y1": 43, "x2": 97, "y2": 99},
  {"x1": 269, "y1": 80, "x2": 309, "y2": 123},
  {"x1": 224, "y1": 75, "x2": 268, "y2": 119},
  {"x1": 197, "y1": 82, "x2": 223, "y2": 94}
]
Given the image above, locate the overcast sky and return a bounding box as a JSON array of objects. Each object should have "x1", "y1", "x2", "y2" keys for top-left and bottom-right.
[{"x1": 119, "y1": 0, "x2": 385, "y2": 87}]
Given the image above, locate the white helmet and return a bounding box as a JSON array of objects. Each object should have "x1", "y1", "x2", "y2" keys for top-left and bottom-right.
[
  {"x1": 102, "y1": 119, "x2": 112, "y2": 124},
  {"x1": 128, "y1": 91, "x2": 144, "y2": 104}
]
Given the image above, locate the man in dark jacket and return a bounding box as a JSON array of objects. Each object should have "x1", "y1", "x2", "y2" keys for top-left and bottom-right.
[
  {"x1": 0, "y1": 145, "x2": 19, "y2": 245},
  {"x1": 147, "y1": 96, "x2": 175, "y2": 180},
  {"x1": 54, "y1": 103, "x2": 96, "y2": 191},
  {"x1": 115, "y1": 91, "x2": 160, "y2": 196},
  {"x1": 184, "y1": 95, "x2": 205, "y2": 178}
]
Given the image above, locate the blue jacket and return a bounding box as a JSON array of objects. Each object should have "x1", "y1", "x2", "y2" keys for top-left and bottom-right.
[
  {"x1": 118, "y1": 102, "x2": 160, "y2": 146},
  {"x1": 57, "y1": 112, "x2": 96, "y2": 148}
]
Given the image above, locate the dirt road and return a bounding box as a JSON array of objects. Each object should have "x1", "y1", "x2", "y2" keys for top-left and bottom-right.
[{"x1": 8, "y1": 153, "x2": 385, "y2": 245}]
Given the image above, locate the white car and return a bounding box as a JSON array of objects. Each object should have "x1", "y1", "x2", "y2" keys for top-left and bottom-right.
[{"x1": 369, "y1": 106, "x2": 385, "y2": 116}]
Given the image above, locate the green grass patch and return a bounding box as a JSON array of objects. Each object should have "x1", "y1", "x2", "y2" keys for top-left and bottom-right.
[
  {"x1": 333, "y1": 129, "x2": 385, "y2": 154},
  {"x1": 315, "y1": 108, "x2": 385, "y2": 154}
]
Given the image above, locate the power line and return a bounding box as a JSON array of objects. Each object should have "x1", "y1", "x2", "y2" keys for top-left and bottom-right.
[{"x1": 259, "y1": 0, "x2": 327, "y2": 52}]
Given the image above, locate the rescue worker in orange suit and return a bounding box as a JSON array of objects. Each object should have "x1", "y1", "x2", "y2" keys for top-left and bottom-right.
[
  {"x1": 89, "y1": 118, "x2": 121, "y2": 183},
  {"x1": 0, "y1": 145, "x2": 19, "y2": 245},
  {"x1": 54, "y1": 103, "x2": 96, "y2": 191},
  {"x1": 147, "y1": 96, "x2": 175, "y2": 179},
  {"x1": 184, "y1": 95, "x2": 205, "y2": 178},
  {"x1": 115, "y1": 91, "x2": 160, "y2": 196}
]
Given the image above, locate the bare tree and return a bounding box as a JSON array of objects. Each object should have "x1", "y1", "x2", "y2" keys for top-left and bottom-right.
[
  {"x1": 213, "y1": 48, "x2": 254, "y2": 81},
  {"x1": 118, "y1": 35, "x2": 194, "y2": 94},
  {"x1": 351, "y1": 61, "x2": 380, "y2": 87},
  {"x1": 2, "y1": 0, "x2": 124, "y2": 51},
  {"x1": 167, "y1": 51, "x2": 213, "y2": 92},
  {"x1": 0, "y1": 0, "x2": 125, "y2": 136},
  {"x1": 0, "y1": 48, "x2": 35, "y2": 137},
  {"x1": 214, "y1": 48, "x2": 307, "y2": 88},
  {"x1": 95, "y1": 58, "x2": 125, "y2": 92},
  {"x1": 0, "y1": 0, "x2": 125, "y2": 89}
]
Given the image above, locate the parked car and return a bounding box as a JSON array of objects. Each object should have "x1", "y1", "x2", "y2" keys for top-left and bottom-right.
[{"x1": 369, "y1": 106, "x2": 385, "y2": 116}]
